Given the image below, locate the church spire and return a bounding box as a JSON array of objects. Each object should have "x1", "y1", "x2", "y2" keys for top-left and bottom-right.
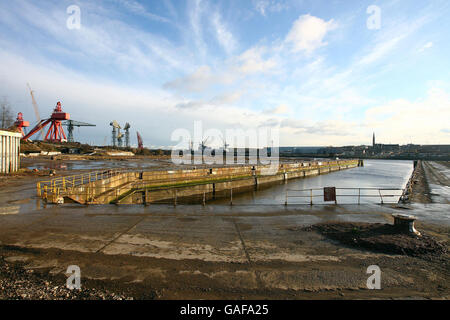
[{"x1": 372, "y1": 132, "x2": 375, "y2": 147}]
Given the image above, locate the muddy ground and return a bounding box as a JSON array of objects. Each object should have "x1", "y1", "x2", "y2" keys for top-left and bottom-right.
[
  {"x1": 408, "y1": 161, "x2": 432, "y2": 203},
  {"x1": 0, "y1": 218, "x2": 449, "y2": 300}
]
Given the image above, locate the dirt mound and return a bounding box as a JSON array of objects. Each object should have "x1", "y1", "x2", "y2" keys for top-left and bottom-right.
[{"x1": 307, "y1": 222, "x2": 447, "y2": 258}]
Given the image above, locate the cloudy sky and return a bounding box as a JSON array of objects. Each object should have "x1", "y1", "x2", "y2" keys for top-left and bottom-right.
[{"x1": 1, "y1": 0, "x2": 449, "y2": 147}]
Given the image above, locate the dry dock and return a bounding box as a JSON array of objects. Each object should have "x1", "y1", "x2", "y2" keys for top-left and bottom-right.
[{"x1": 0, "y1": 158, "x2": 448, "y2": 299}]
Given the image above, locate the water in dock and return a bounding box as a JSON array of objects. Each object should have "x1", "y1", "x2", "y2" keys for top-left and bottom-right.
[{"x1": 210, "y1": 159, "x2": 414, "y2": 205}]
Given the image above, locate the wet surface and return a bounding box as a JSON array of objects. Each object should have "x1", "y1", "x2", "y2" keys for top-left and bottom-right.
[
  {"x1": 423, "y1": 161, "x2": 450, "y2": 204},
  {"x1": 0, "y1": 158, "x2": 449, "y2": 299},
  {"x1": 210, "y1": 160, "x2": 413, "y2": 205},
  {"x1": 21, "y1": 158, "x2": 162, "y2": 171}
]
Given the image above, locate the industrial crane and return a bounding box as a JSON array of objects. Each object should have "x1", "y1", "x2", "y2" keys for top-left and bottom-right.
[
  {"x1": 26, "y1": 83, "x2": 44, "y2": 140},
  {"x1": 13, "y1": 112, "x2": 30, "y2": 137},
  {"x1": 117, "y1": 132, "x2": 124, "y2": 147},
  {"x1": 199, "y1": 137, "x2": 210, "y2": 152},
  {"x1": 110, "y1": 120, "x2": 120, "y2": 147},
  {"x1": 23, "y1": 101, "x2": 70, "y2": 142},
  {"x1": 124, "y1": 122, "x2": 131, "y2": 148},
  {"x1": 62, "y1": 120, "x2": 96, "y2": 142},
  {"x1": 137, "y1": 131, "x2": 143, "y2": 149}
]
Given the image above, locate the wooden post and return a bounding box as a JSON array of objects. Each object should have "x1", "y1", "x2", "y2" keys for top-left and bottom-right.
[{"x1": 310, "y1": 189, "x2": 313, "y2": 206}]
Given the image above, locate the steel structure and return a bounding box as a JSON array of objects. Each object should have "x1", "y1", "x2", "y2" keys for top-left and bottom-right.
[
  {"x1": 23, "y1": 102, "x2": 70, "y2": 142},
  {"x1": 13, "y1": 112, "x2": 30, "y2": 137},
  {"x1": 27, "y1": 83, "x2": 44, "y2": 140},
  {"x1": 124, "y1": 123, "x2": 130, "y2": 148},
  {"x1": 110, "y1": 120, "x2": 120, "y2": 147},
  {"x1": 62, "y1": 120, "x2": 96, "y2": 143},
  {"x1": 137, "y1": 131, "x2": 143, "y2": 149}
]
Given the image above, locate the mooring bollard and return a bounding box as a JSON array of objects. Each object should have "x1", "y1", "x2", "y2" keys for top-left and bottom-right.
[{"x1": 392, "y1": 214, "x2": 421, "y2": 236}]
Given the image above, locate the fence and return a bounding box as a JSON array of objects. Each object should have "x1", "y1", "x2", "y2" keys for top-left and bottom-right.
[
  {"x1": 284, "y1": 187, "x2": 405, "y2": 205},
  {"x1": 36, "y1": 168, "x2": 130, "y2": 198}
]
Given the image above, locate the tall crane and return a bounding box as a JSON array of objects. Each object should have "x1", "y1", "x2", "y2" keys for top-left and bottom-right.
[
  {"x1": 199, "y1": 137, "x2": 210, "y2": 152},
  {"x1": 137, "y1": 131, "x2": 143, "y2": 149},
  {"x1": 117, "y1": 132, "x2": 124, "y2": 147},
  {"x1": 13, "y1": 112, "x2": 30, "y2": 137},
  {"x1": 124, "y1": 122, "x2": 131, "y2": 148},
  {"x1": 110, "y1": 120, "x2": 120, "y2": 147},
  {"x1": 23, "y1": 101, "x2": 70, "y2": 142},
  {"x1": 26, "y1": 83, "x2": 44, "y2": 140},
  {"x1": 62, "y1": 120, "x2": 96, "y2": 143}
]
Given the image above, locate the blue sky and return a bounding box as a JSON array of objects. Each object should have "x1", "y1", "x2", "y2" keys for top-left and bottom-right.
[{"x1": 1, "y1": 0, "x2": 449, "y2": 147}]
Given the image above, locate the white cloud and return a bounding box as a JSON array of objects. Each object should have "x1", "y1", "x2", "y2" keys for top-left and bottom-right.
[
  {"x1": 211, "y1": 12, "x2": 237, "y2": 54},
  {"x1": 419, "y1": 41, "x2": 433, "y2": 52},
  {"x1": 264, "y1": 104, "x2": 290, "y2": 114},
  {"x1": 285, "y1": 14, "x2": 337, "y2": 54},
  {"x1": 237, "y1": 46, "x2": 277, "y2": 74},
  {"x1": 253, "y1": 0, "x2": 289, "y2": 17},
  {"x1": 163, "y1": 65, "x2": 235, "y2": 93},
  {"x1": 113, "y1": 0, "x2": 171, "y2": 23},
  {"x1": 365, "y1": 88, "x2": 450, "y2": 144}
]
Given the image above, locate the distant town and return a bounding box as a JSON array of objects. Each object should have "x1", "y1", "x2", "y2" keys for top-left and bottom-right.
[{"x1": 280, "y1": 133, "x2": 450, "y2": 160}]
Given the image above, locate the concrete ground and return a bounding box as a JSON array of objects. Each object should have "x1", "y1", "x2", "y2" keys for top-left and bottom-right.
[{"x1": 0, "y1": 159, "x2": 449, "y2": 299}]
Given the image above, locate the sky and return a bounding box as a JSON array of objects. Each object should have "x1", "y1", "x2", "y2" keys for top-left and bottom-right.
[{"x1": 0, "y1": 0, "x2": 449, "y2": 148}]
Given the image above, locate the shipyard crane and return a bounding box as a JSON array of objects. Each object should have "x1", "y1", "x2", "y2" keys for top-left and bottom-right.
[
  {"x1": 23, "y1": 101, "x2": 70, "y2": 142},
  {"x1": 110, "y1": 120, "x2": 120, "y2": 147},
  {"x1": 117, "y1": 132, "x2": 124, "y2": 147},
  {"x1": 26, "y1": 83, "x2": 44, "y2": 140},
  {"x1": 136, "y1": 131, "x2": 143, "y2": 149},
  {"x1": 220, "y1": 135, "x2": 229, "y2": 152},
  {"x1": 124, "y1": 122, "x2": 131, "y2": 148},
  {"x1": 62, "y1": 120, "x2": 96, "y2": 143},
  {"x1": 199, "y1": 137, "x2": 210, "y2": 153},
  {"x1": 13, "y1": 112, "x2": 30, "y2": 137}
]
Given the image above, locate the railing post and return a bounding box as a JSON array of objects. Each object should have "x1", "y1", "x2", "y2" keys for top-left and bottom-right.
[
  {"x1": 310, "y1": 189, "x2": 313, "y2": 206},
  {"x1": 378, "y1": 189, "x2": 384, "y2": 204},
  {"x1": 230, "y1": 188, "x2": 233, "y2": 206},
  {"x1": 358, "y1": 188, "x2": 360, "y2": 205},
  {"x1": 285, "y1": 189, "x2": 288, "y2": 206}
]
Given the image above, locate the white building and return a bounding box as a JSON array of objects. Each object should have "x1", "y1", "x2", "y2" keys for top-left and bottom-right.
[{"x1": 0, "y1": 130, "x2": 21, "y2": 173}]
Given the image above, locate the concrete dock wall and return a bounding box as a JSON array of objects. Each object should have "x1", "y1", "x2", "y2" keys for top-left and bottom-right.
[{"x1": 62, "y1": 159, "x2": 359, "y2": 204}]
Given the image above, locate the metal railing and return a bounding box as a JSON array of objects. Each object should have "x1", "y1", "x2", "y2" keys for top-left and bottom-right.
[
  {"x1": 284, "y1": 187, "x2": 405, "y2": 205},
  {"x1": 36, "y1": 168, "x2": 130, "y2": 198}
]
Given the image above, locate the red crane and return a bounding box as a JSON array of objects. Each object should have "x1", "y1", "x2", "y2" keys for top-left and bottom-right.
[
  {"x1": 137, "y1": 131, "x2": 143, "y2": 149},
  {"x1": 23, "y1": 101, "x2": 70, "y2": 142},
  {"x1": 13, "y1": 112, "x2": 30, "y2": 137}
]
